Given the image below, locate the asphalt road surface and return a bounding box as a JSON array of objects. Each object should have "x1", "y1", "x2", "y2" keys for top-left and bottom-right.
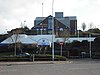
[{"x1": 0, "y1": 59, "x2": 100, "y2": 75}]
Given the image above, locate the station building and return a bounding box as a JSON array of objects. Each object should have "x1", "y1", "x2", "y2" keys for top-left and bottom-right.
[{"x1": 31, "y1": 12, "x2": 77, "y2": 37}]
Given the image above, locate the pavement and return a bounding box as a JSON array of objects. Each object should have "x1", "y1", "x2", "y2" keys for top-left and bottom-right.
[
  {"x1": 0, "y1": 61, "x2": 53, "y2": 66},
  {"x1": 0, "y1": 58, "x2": 100, "y2": 66}
]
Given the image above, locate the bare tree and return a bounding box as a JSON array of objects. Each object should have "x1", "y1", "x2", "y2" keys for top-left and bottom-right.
[
  {"x1": 14, "y1": 29, "x2": 23, "y2": 56},
  {"x1": 89, "y1": 23, "x2": 93, "y2": 29},
  {"x1": 8, "y1": 29, "x2": 22, "y2": 56},
  {"x1": 82, "y1": 22, "x2": 86, "y2": 31}
]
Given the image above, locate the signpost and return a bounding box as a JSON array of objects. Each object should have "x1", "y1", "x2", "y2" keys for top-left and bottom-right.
[{"x1": 59, "y1": 42, "x2": 64, "y2": 56}]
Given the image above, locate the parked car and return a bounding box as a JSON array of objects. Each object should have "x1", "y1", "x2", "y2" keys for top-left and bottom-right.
[{"x1": 16, "y1": 52, "x2": 31, "y2": 57}]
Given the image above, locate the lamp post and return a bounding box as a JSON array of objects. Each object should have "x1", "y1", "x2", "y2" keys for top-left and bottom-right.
[
  {"x1": 78, "y1": 30, "x2": 79, "y2": 38},
  {"x1": 89, "y1": 33, "x2": 91, "y2": 58},
  {"x1": 75, "y1": 21, "x2": 77, "y2": 36},
  {"x1": 78, "y1": 27, "x2": 79, "y2": 38},
  {"x1": 42, "y1": 3, "x2": 43, "y2": 17},
  {"x1": 52, "y1": 0, "x2": 54, "y2": 62},
  {"x1": 89, "y1": 23, "x2": 92, "y2": 58}
]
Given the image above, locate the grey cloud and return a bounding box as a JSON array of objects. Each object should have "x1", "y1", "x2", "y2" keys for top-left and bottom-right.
[
  {"x1": 0, "y1": 0, "x2": 46, "y2": 32},
  {"x1": 0, "y1": 0, "x2": 45, "y2": 18}
]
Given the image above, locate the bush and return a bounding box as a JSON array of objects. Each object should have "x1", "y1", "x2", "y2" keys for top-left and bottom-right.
[
  {"x1": 34, "y1": 54, "x2": 67, "y2": 61},
  {"x1": 0, "y1": 54, "x2": 67, "y2": 61},
  {"x1": 0, "y1": 56, "x2": 32, "y2": 61}
]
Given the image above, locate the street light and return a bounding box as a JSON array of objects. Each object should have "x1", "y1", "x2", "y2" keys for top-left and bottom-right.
[
  {"x1": 42, "y1": 3, "x2": 44, "y2": 17},
  {"x1": 89, "y1": 23, "x2": 92, "y2": 58},
  {"x1": 75, "y1": 21, "x2": 77, "y2": 36},
  {"x1": 52, "y1": 0, "x2": 54, "y2": 61},
  {"x1": 89, "y1": 33, "x2": 92, "y2": 58},
  {"x1": 78, "y1": 27, "x2": 79, "y2": 38}
]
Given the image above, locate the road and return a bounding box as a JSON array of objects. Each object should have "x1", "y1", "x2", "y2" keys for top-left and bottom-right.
[{"x1": 0, "y1": 59, "x2": 100, "y2": 75}]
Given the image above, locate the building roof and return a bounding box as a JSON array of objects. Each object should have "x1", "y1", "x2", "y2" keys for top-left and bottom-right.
[
  {"x1": 1, "y1": 34, "x2": 96, "y2": 45},
  {"x1": 34, "y1": 15, "x2": 77, "y2": 28},
  {"x1": 1, "y1": 34, "x2": 36, "y2": 44},
  {"x1": 1, "y1": 34, "x2": 54, "y2": 45}
]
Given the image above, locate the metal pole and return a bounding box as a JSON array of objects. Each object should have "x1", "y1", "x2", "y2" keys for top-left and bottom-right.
[
  {"x1": 52, "y1": 0, "x2": 54, "y2": 62},
  {"x1": 75, "y1": 21, "x2": 77, "y2": 36},
  {"x1": 89, "y1": 34, "x2": 91, "y2": 58},
  {"x1": 42, "y1": 3, "x2": 43, "y2": 17},
  {"x1": 78, "y1": 27, "x2": 79, "y2": 38},
  {"x1": 61, "y1": 45, "x2": 62, "y2": 56},
  {"x1": 33, "y1": 54, "x2": 34, "y2": 62},
  {"x1": 89, "y1": 23, "x2": 92, "y2": 58},
  {"x1": 14, "y1": 43, "x2": 17, "y2": 56},
  {"x1": 78, "y1": 30, "x2": 79, "y2": 38}
]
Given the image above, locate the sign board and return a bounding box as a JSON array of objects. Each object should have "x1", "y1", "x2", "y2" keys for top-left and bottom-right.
[
  {"x1": 38, "y1": 38, "x2": 50, "y2": 46},
  {"x1": 59, "y1": 42, "x2": 64, "y2": 45}
]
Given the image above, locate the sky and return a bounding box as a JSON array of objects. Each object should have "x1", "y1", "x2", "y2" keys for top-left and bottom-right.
[{"x1": 0, "y1": 0, "x2": 100, "y2": 34}]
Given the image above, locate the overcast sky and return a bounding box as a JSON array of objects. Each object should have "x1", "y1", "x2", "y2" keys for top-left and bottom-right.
[{"x1": 0, "y1": 0, "x2": 100, "y2": 34}]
